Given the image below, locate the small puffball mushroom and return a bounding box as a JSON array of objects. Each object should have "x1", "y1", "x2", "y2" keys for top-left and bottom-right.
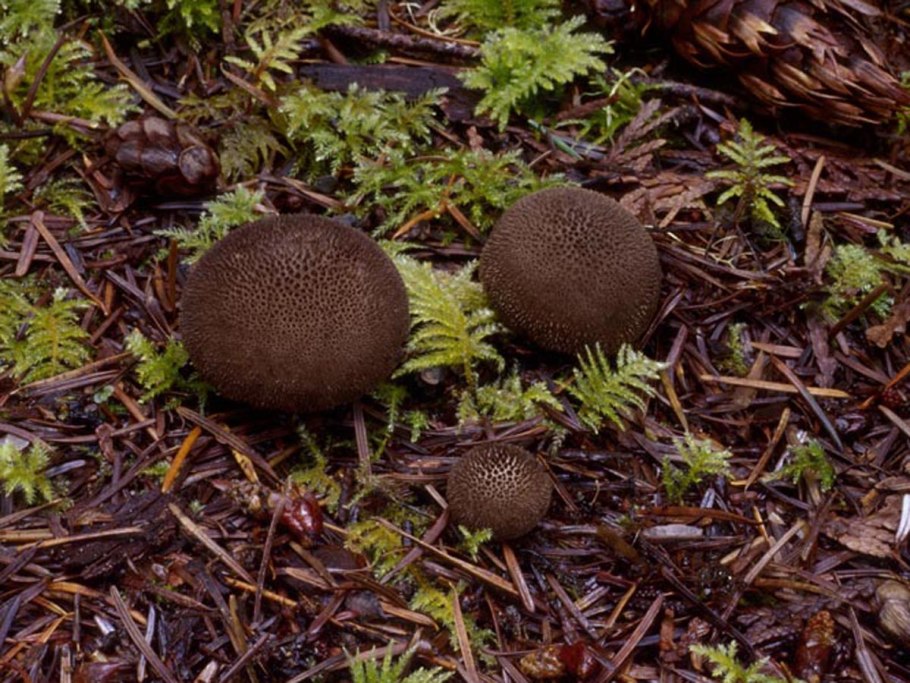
[
  {"x1": 480, "y1": 187, "x2": 661, "y2": 355},
  {"x1": 446, "y1": 444, "x2": 552, "y2": 541},
  {"x1": 180, "y1": 214, "x2": 409, "y2": 412}
]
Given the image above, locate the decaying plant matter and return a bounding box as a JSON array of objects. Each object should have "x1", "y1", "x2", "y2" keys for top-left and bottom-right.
[
  {"x1": 2, "y1": 0, "x2": 910, "y2": 681},
  {"x1": 631, "y1": 0, "x2": 910, "y2": 125}
]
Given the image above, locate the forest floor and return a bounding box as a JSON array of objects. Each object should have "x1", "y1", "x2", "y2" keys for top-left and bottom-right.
[{"x1": 2, "y1": 2, "x2": 910, "y2": 682}]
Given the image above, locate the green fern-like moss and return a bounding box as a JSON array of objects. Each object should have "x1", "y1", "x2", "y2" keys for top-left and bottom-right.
[
  {"x1": 352, "y1": 148, "x2": 566, "y2": 235},
  {"x1": 393, "y1": 255, "x2": 504, "y2": 389},
  {"x1": 0, "y1": 440, "x2": 55, "y2": 504},
  {"x1": 348, "y1": 641, "x2": 452, "y2": 683},
  {"x1": 823, "y1": 243, "x2": 889, "y2": 318},
  {"x1": 291, "y1": 427, "x2": 343, "y2": 513},
  {"x1": 768, "y1": 438, "x2": 836, "y2": 492},
  {"x1": 158, "y1": 186, "x2": 264, "y2": 263},
  {"x1": 1, "y1": 32, "x2": 136, "y2": 147},
  {"x1": 457, "y1": 370, "x2": 561, "y2": 425},
  {"x1": 460, "y1": 16, "x2": 612, "y2": 130},
  {"x1": 567, "y1": 344, "x2": 665, "y2": 433},
  {"x1": 705, "y1": 119, "x2": 792, "y2": 230},
  {"x1": 690, "y1": 642, "x2": 787, "y2": 683},
  {"x1": 0, "y1": 283, "x2": 90, "y2": 383},
  {"x1": 437, "y1": 0, "x2": 560, "y2": 32},
  {"x1": 409, "y1": 580, "x2": 494, "y2": 654},
  {"x1": 219, "y1": 116, "x2": 288, "y2": 181},
  {"x1": 280, "y1": 84, "x2": 441, "y2": 176},
  {"x1": 225, "y1": 25, "x2": 312, "y2": 92},
  {"x1": 125, "y1": 329, "x2": 207, "y2": 404},
  {"x1": 662, "y1": 434, "x2": 732, "y2": 504},
  {"x1": 345, "y1": 518, "x2": 406, "y2": 577}
]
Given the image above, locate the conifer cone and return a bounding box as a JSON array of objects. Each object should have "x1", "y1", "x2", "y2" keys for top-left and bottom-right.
[
  {"x1": 104, "y1": 117, "x2": 220, "y2": 196},
  {"x1": 630, "y1": 0, "x2": 910, "y2": 126}
]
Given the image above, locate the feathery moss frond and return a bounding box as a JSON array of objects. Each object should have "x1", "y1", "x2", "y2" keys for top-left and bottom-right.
[
  {"x1": 0, "y1": 0, "x2": 59, "y2": 42},
  {"x1": 768, "y1": 438, "x2": 836, "y2": 492},
  {"x1": 662, "y1": 434, "x2": 732, "y2": 504},
  {"x1": 158, "y1": 186, "x2": 264, "y2": 263},
  {"x1": 280, "y1": 84, "x2": 441, "y2": 175},
  {"x1": 352, "y1": 148, "x2": 566, "y2": 235},
  {"x1": 409, "y1": 580, "x2": 494, "y2": 654},
  {"x1": 823, "y1": 243, "x2": 889, "y2": 317},
  {"x1": 0, "y1": 284, "x2": 90, "y2": 383},
  {"x1": 225, "y1": 25, "x2": 311, "y2": 92},
  {"x1": 706, "y1": 119, "x2": 792, "y2": 230},
  {"x1": 393, "y1": 255, "x2": 504, "y2": 388},
  {"x1": 1, "y1": 35, "x2": 136, "y2": 144},
  {"x1": 460, "y1": 16, "x2": 612, "y2": 130},
  {"x1": 125, "y1": 329, "x2": 207, "y2": 403},
  {"x1": 690, "y1": 642, "x2": 786, "y2": 683},
  {"x1": 219, "y1": 116, "x2": 288, "y2": 181},
  {"x1": 0, "y1": 440, "x2": 55, "y2": 504},
  {"x1": 0, "y1": 144, "x2": 23, "y2": 205},
  {"x1": 0, "y1": 144, "x2": 23, "y2": 237},
  {"x1": 437, "y1": 0, "x2": 560, "y2": 32},
  {"x1": 458, "y1": 370, "x2": 561, "y2": 425},
  {"x1": 348, "y1": 641, "x2": 452, "y2": 683},
  {"x1": 567, "y1": 344, "x2": 664, "y2": 433}
]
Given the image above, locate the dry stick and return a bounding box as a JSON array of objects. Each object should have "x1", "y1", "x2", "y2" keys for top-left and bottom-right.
[
  {"x1": 161, "y1": 426, "x2": 202, "y2": 494},
  {"x1": 742, "y1": 519, "x2": 807, "y2": 586},
  {"x1": 376, "y1": 519, "x2": 521, "y2": 598},
  {"x1": 801, "y1": 155, "x2": 826, "y2": 228},
  {"x1": 14, "y1": 223, "x2": 38, "y2": 277},
  {"x1": 353, "y1": 399, "x2": 371, "y2": 480},
  {"x1": 546, "y1": 573, "x2": 599, "y2": 642},
  {"x1": 502, "y1": 544, "x2": 535, "y2": 613},
  {"x1": 829, "y1": 282, "x2": 891, "y2": 339},
  {"x1": 770, "y1": 356, "x2": 844, "y2": 452},
  {"x1": 31, "y1": 211, "x2": 108, "y2": 313},
  {"x1": 110, "y1": 587, "x2": 179, "y2": 683},
  {"x1": 168, "y1": 502, "x2": 255, "y2": 583},
  {"x1": 253, "y1": 490, "x2": 286, "y2": 625},
  {"x1": 177, "y1": 407, "x2": 279, "y2": 484},
  {"x1": 100, "y1": 33, "x2": 177, "y2": 118},
  {"x1": 218, "y1": 633, "x2": 271, "y2": 683},
  {"x1": 698, "y1": 374, "x2": 850, "y2": 398},
  {"x1": 20, "y1": 32, "x2": 68, "y2": 122},
  {"x1": 593, "y1": 593, "x2": 663, "y2": 683},
  {"x1": 742, "y1": 406, "x2": 790, "y2": 489},
  {"x1": 451, "y1": 584, "x2": 480, "y2": 683}
]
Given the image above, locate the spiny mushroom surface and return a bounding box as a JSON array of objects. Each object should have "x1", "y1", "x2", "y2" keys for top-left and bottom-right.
[
  {"x1": 479, "y1": 187, "x2": 661, "y2": 355},
  {"x1": 180, "y1": 214, "x2": 409, "y2": 412},
  {"x1": 446, "y1": 443, "x2": 552, "y2": 541}
]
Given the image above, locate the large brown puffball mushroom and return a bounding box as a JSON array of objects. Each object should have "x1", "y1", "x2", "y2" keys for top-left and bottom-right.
[
  {"x1": 480, "y1": 187, "x2": 661, "y2": 355},
  {"x1": 180, "y1": 214, "x2": 409, "y2": 412},
  {"x1": 446, "y1": 444, "x2": 552, "y2": 541}
]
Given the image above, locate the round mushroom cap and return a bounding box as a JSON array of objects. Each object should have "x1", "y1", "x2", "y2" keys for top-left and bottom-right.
[
  {"x1": 479, "y1": 187, "x2": 661, "y2": 355},
  {"x1": 180, "y1": 214, "x2": 410, "y2": 412},
  {"x1": 446, "y1": 444, "x2": 552, "y2": 541}
]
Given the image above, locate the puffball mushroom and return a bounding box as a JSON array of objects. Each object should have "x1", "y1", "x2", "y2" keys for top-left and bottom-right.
[
  {"x1": 446, "y1": 444, "x2": 552, "y2": 541},
  {"x1": 180, "y1": 214, "x2": 409, "y2": 412},
  {"x1": 480, "y1": 187, "x2": 661, "y2": 355}
]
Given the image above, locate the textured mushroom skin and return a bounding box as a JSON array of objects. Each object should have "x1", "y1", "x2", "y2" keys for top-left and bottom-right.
[
  {"x1": 480, "y1": 187, "x2": 661, "y2": 355},
  {"x1": 447, "y1": 444, "x2": 552, "y2": 541},
  {"x1": 180, "y1": 214, "x2": 409, "y2": 412}
]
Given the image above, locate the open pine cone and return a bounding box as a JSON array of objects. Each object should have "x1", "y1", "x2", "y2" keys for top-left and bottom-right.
[
  {"x1": 104, "y1": 117, "x2": 220, "y2": 197},
  {"x1": 631, "y1": 0, "x2": 910, "y2": 126}
]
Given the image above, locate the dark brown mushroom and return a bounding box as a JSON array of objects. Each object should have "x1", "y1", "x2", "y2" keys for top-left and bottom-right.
[
  {"x1": 446, "y1": 443, "x2": 552, "y2": 541},
  {"x1": 479, "y1": 187, "x2": 661, "y2": 355},
  {"x1": 180, "y1": 214, "x2": 409, "y2": 412}
]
